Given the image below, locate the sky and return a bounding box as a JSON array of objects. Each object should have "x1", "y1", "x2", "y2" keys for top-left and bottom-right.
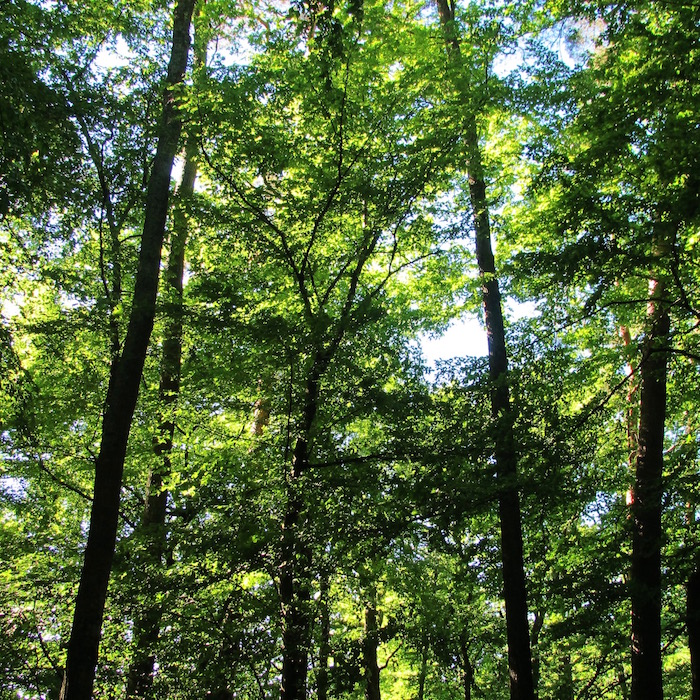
[{"x1": 421, "y1": 315, "x2": 488, "y2": 366}]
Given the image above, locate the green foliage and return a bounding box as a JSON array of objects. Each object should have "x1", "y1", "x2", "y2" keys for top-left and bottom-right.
[{"x1": 1, "y1": 0, "x2": 699, "y2": 698}]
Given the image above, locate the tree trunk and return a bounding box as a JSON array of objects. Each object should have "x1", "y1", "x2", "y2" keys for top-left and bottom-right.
[
  {"x1": 417, "y1": 638, "x2": 428, "y2": 700},
  {"x1": 280, "y1": 367, "x2": 322, "y2": 700},
  {"x1": 558, "y1": 654, "x2": 574, "y2": 700},
  {"x1": 435, "y1": 3, "x2": 534, "y2": 699},
  {"x1": 459, "y1": 638, "x2": 473, "y2": 700},
  {"x1": 530, "y1": 610, "x2": 544, "y2": 699},
  {"x1": 630, "y1": 240, "x2": 670, "y2": 700},
  {"x1": 125, "y1": 124, "x2": 199, "y2": 700},
  {"x1": 688, "y1": 568, "x2": 700, "y2": 700},
  {"x1": 317, "y1": 570, "x2": 331, "y2": 700},
  {"x1": 59, "y1": 3, "x2": 196, "y2": 698},
  {"x1": 280, "y1": 482, "x2": 313, "y2": 700},
  {"x1": 363, "y1": 598, "x2": 381, "y2": 700}
]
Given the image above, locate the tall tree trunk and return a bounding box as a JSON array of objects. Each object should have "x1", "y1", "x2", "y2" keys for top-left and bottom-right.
[
  {"x1": 363, "y1": 597, "x2": 381, "y2": 700},
  {"x1": 688, "y1": 568, "x2": 700, "y2": 700},
  {"x1": 125, "y1": 128, "x2": 199, "y2": 699},
  {"x1": 459, "y1": 637, "x2": 473, "y2": 700},
  {"x1": 629, "y1": 231, "x2": 670, "y2": 700},
  {"x1": 59, "y1": 3, "x2": 197, "y2": 698},
  {"x1": 417, "y1": 637, "x2": 428, "y2": 700},
  {"x1": 530, "y1": 610, "x2": 544, "y2": 699},
  {"x1": 435, "y1": 3, "x2": 534, "y2": 699},
  {"x1": 280, "y1": 367, "x2": 322, "y2": 700},
  {"x1": 317, "y1": 570, "x2": 331, "y2": 700}
]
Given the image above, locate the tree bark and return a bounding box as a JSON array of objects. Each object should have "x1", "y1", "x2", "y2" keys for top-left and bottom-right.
[
  {"x1": 629, "y1": 235, "x2": 670, "y2": 700},
  {"x1": 688, "y1": 568, "x2": 700, "y2": 700},
  {"x1": 317, "y1": 570, "x2": 331, "y2": 700},
  {"x1": 459, "y1": 637, "x2": 473, "y2": 700},
  {"x1": 59, "y1": 3, "x2": 197, "y2": 698},
  {"x1": 363, "y1": 598, "x2": 382, "y2": 700},
  {"x1": 280, "y1": 366, "x2": 321, "y2": 700},
  {"x1": 435, "y1": 3, "x2": 534, "y2": 699},
  {"x1": 125, "y1": 124, "x2": 199, "y2": 700}
]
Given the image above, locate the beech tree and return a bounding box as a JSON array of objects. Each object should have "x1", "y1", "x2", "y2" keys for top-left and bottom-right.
[
  {"x1": 433, "y1": 1, "x2": 535, "y2": 697},
  {"x1": 506, "y1": 0, "x2": 700, "y2": 697},
  {"x1": 59, "y1": 1, "x2": 197, "y2": 698},
  {"x1": 1, "y1": 0, "x2": 698, "y2": 698}
]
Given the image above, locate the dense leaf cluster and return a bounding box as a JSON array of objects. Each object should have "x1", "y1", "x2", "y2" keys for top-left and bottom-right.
[{"x1": 1, "y1": 0, "x2": 698, "y2": 698}]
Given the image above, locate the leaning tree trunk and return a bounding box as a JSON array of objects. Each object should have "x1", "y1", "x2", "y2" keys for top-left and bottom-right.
[
  {"x1": 125, "y1": 128, "x2": 199, "y2": 699},
  {"x1": 59, "y1": 2, "x2": 197, "y2": 699},
  {"x1": 630, "y1": 244, "x2": 670, "y2": 700},
  {"x1": 435, "y1": 2, "x2": 534, "y2": 699}
]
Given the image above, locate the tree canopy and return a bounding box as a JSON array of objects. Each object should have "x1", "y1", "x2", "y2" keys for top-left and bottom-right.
[{"x1": 1, "y1": 0, "x2": 699, "y2": 699}]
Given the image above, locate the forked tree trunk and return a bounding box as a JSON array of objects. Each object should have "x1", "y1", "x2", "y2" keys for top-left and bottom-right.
[
  {"x1": 278, "y1": 214, "x2": 382, "y2": 697},
  {"x1": 59, "y1": 2, "x2": 196, "y2": 698},
  {"x1": 125, "y1": 130, "x2": 199, "y2": 699},
  {"x1": 435, "y1": 3, "x2": 534, "y2": 699}
]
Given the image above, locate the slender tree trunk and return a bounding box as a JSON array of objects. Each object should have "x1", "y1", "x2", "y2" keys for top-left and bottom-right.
[
  {"x1": 469, "y1": 129, "x2": 533, "y2": 700},
  {"x1": 363, "y1": 597, "x2": 381, "y2": 700},
  {"x1": 417, "y1": 637, "x2": 428, "y2": 700},
  {"x1": 59, "y1": 3, "x2": 196, "y2": 698},
  {"x1": 688, "y1": 568, "x2": 700, "y2": 700},
  {"x1": 435, "y1": 3, "x2": 534, "y2": 699},
  {"x1": 125, "y1": 128, "x2": 199, "y2": 700},
  {"x1": 629, "y1": 233, "x2": 670, "y2": 700},
  {"x1": 530, "y1": 610, "x2": 543, "y2": 699},
  {"x1": 317, "y1": 570, "x2": 331, "y2": 700},
  {"x1": 459, "y1": 638, "x2": 473, "y2": 700}
]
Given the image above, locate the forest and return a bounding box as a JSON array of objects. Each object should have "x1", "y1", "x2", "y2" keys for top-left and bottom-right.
[{"x1": 1, "y1": 0, "x2": 699, "y2": 698}]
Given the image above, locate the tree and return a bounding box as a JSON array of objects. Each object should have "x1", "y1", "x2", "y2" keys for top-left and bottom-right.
[
  {"x1": 505, "y1": 0, "x2": 700, "y2": 696},
  {"x1": 60, "y1": 1, "x2": 197, "y2": 697},
  {"x1": 192, "y1": 1, "x2": 466, "y2": 695},
  {"x1": 434, "y1": 1, "x2": 535, "y2": 697}
]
